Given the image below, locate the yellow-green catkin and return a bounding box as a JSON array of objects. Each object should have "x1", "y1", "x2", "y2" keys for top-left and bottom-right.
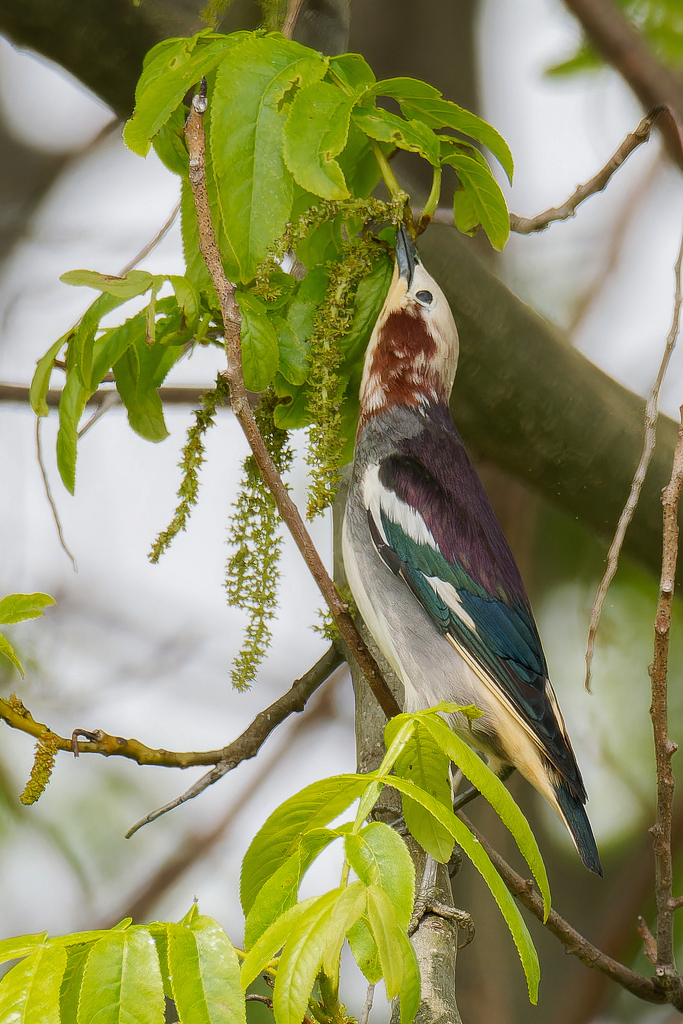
[
  {"x1": 225, "y1": 390, "x2": 293, "y2": 690},
  {"x1": 149, "y1": 376, "x2": 231, "y2": 563},
  {"x1": 305, "y1": 236, "x2": 384, "y2": 518},
  {"x1": 20, "y1": 732, "x2": 59, "y2": 805}
]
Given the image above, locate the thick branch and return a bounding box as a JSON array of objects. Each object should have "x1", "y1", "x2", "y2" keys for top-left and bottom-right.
[
  {"x1": 183, "y1": 87, "x2": 400, "y2": 721},
  {"x1": 459, "y1": 812, "x2": 668, "y2": 1006},
  {"x1": 0, "y1": 645, "x2": 341, "y2": 770},
  {"x1": 649, "y1": 411, "x2": 683, "y2": 1004}
]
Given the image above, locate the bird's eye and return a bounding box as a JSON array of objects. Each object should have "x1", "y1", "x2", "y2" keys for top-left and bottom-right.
[{"x1": 415, "y1": 290, "x2": 433, "y2": 305}]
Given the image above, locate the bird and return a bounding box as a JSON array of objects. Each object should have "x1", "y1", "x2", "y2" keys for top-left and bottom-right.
[{"x1": 342, "y1": 224, "x2": 602, "y2": 876}]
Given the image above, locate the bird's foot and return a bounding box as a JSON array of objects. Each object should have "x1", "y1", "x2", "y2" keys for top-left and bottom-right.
[{"x1": 408, "y1": 894, "x2": 474, "y2": 948}]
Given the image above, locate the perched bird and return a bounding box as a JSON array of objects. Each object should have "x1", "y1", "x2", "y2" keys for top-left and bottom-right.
[{"x1": 342, "y1": 226, "x2": 602, "y2": 875}]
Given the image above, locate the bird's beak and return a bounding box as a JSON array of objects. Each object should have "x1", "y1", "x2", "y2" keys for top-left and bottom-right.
[{"x1": 395, "y1": 224, "x2": 419, "y2": 289}]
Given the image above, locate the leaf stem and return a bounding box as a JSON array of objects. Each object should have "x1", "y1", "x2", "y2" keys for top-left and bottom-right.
[
  {"x1": 369, "y1": 138, "x2": 402, "y2": 202},
  {"x1": 418, "y1": 165, "x2": 442, "y2": 232}
]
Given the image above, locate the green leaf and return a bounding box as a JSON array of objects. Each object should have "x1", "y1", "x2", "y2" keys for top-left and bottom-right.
[
  {"x1": 240, "y1": 774, "x2": 367, "y2": 916},
  {"x1": 347, "y1": 920, "x2": 382, "y2": 984},
  {"x1": 0, "y1": 943, "x2": 67, "y2": 1024},
  {"x1": 60, "y1": 943, "x2": 94, "y2": 1024},
  {"x1": 0, "y1": 593, "x2": 55, "y2": 625},
  {"x1": 418, "y1": 713, "x2": 550, "y2": 918},
  {"x1": 371, "y1": 76, "x2": 513, "y2": 182},
  {"x1": 284, "y1": 80, "x2": 358, "y2": 200},
  {"x1": 168, "y1": 916, "x2": 245, "y2": 1024},
  {"x1": 244, "y1": 829, "x2": 341, "y2": 951},
  {"x1": 211, "y1": 34, "x2": 327, "y2": 281},
  {"x1": 240, "y1": 898, "x2": 320, "y2": 989},
  {"x1": 235, "y1": 290, "x2": 280, "y2": 392},
  {"x1": 272, "y1": 378, "x2": 310, "y2": 429},
  {"x1": 169, "y1": 275, "x2": 200, "y2": 334},
  {"x1": 71, "y1": 291, "x2": 131, "y2": 391},
  {"x1": 345, "y1": 823, "x2": 415, "y2": 930},
  {"x1": 91, "y1": 311, "x2": 146, "y2": 388},
  {"x1": 0, "y1": 932, "x2": 48, "y2": 965},
  {"x1": 77, "y1": 927, "x2": 165, "y2": 1024},
  {"x1": 319, "y1": 882, "x2": 368, "y2": 976},
  {"x1": 365, "y1": 885, "x2": 404, "y2": 1000},
  {"x1": 385, "y1": 774, "x2": 540, "y2": 1002},
  {"x1": 113, "y1": 326, "x2": 170, "y2": 443},
  {"x1": 334, "y1": 120, "x2": 382, "y2": 201},
  {"x1": 123, "y1": 33, "x2": 243, "y2": 157},
  {"x1": 353, "y1": 107, "x2": 440, "y2": 166},
  {"x1": 273, "y1": 316, "x2": 309, "y2": 386},
  {"x1": 329, "y1": 53, "x2": 375, "y2": 92},
  {"x1": 392, "y1": 722, "x2": 455, "y2": 862},
  {"x1": 273, "y1": 888, "x2": 360, "y2": 1024},
  {"x1": 60, "y1": 269, "x2": 156, "y2": 300},
  {"x1": 30, "y1": 334, "x2": 70, "y2": 417},
  {"x1": 397, "y1": 929, "x2": 421, "y2": 1024},
  {"x1": 0, "y1": 633, "x2": 24, "y2": 676},
  {"x1": 152, "y1": 104, "x2": 189, "y2": 177},
  {"x1": 443, "y1": 151, "x2": 509, "y2": 250},
  {"x1": 56, "y1": 369, "x2": 88, "y2": 494}
]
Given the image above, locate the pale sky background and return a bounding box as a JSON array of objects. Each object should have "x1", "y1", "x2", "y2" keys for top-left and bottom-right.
[{"x1": 0, "y1": 1, "x2": 682, "y2": 1020}]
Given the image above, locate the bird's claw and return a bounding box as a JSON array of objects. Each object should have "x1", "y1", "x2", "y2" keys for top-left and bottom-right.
[{"x1": 408, "y1": 895, "x2": 474, "y2": 948}]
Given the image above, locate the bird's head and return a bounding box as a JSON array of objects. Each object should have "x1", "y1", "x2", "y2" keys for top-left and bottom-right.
[{"x1": 358, "y1": 225, "x2": 459, "y2": 427}]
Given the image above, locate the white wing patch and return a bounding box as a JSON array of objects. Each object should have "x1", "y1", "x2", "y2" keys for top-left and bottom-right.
[
  {"x1": 425, "y1": 576, "x2": 478, "y2": 634},
  {"x1": 362, "y1": 463, "x2": 439, "y2": 551}
]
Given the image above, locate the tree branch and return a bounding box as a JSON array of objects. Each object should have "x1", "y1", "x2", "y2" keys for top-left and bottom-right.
[
  {"x1": 649, "y1": 410, "x2": 683, "y2": 1006},
  {"x1": 562, "y1": 0, "x2": 683, "y2": 167},
  {"x1": 458, "y1": 811, "x2": 669, "y2": 1006},
  {"x1": 428, "y1": 107, "x2": 670, "y2": 236},
  {"x1": 183, "y1": 84, "x2": 400, "y2": 722},
  {"x1": 0, "y1": 644, "x2": 341, "y2": 771},
  {"x1": 584, "y1": 216, "x2": 683, "y2": 688},
  {"x1": 102, "y1": 676, "x2": 339, "y2": 924}
]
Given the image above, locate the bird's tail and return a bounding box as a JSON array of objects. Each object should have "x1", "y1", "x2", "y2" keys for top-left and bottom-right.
[{"x1": 554, "y1": 776, "x2": 603, "y2": 876}]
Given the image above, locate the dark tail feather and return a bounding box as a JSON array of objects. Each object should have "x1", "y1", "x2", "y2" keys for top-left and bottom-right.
[{"x1": 555, "y1": 778, "x2": 603, "y2": 876}]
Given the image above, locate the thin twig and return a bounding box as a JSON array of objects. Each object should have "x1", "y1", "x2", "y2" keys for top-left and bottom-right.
[
  {"x1": 102, "y1": 679, "x2": 337, "y2": 924},
  {"x1": 359, "y1": 984, "x2": 375, "y2": 1024},
  {"x1": 458, "y1": 811, "x2": 668, "y2": 1005},
  {"x1": 35, "y1": 418, "x2": 78, "y2": 572},
  {"x1": 282, "y1": 0, "x2": 305, "y2": 39},
  {"x1": 118, "y1": 200, "x2": 181, "y2": 277},
  {"x1": 0, "y1": 384, "x2": 210, "y2": 407},
  {"x1": 183, "y1": 84, "x2": 401, "y2": 722},
  {"x1": 584, "y1": 221, "x2": 683, "y2": 689},
  {"x1": 428, "y1": 107, "x2": 668, "y2": 237},
  {"x1": 649, "y1": 408, "x2": 683, "y2": 1007},
  {"x1": 1, "y1": 643, "x2": 341, "y2": 772},
  {"x1": 246, "y1": 995, "x2": 274, "y2": 1008},
  {"x1": 510, "y1": 108, "x2": 666, "y2": 234},
  {"x1": 78, "y1": 390, "x2": 121, "y2": 438}
]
